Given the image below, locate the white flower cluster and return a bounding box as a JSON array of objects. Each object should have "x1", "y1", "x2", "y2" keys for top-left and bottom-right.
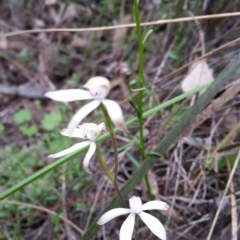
[{"x1": 45, "y1": 77, "x2": 169, "y2": 240}]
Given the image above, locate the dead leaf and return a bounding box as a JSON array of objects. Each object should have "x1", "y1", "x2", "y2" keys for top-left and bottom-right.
[
  {"x1": 45, "y1": 0, "x2": 57, "y2": 6},
  {"x1": 34, "y1": 18, "x2": 45, "y2": 28},
  {"x1": 110, "y1": 76, "x2": 129, "y2": 99},
  {"x1": 0, "y1": 38, "x2": 7, "y2": 49},
  {"x1": 112, "y1": 15, "x2": 132, "y2": 46},
  {"x1": 71, "y1": 37, "x2": 88, "y2": 48},
  {"x1": 181, "y1": 59, "x2": 214, "y2": 94},
  {"x1": 220, "y1": 107, "x2": 239, "y2": 130},
  {"x1": 62, "y1": 4, "x2": 78, "y2": 22}
]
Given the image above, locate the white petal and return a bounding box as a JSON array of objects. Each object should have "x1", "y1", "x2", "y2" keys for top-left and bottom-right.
[
  {"x1": 102, "y1": 99, "x2": 127, "y2": 132},
  {"x1": 60, "y1": 128, "x2": 84, "y2": 138},
  {"x1": 45, "y1": 89, "x2": 93, "y2": 102},
  {"x1": 83, "y1": 142, "x2": 96, "y2": 174},
  {"x1": 142, "y1": 200, "x2": 169, "y2": 211},
  {"x1": 98, "y1": 122, "x2": 106, "y2": 132},
  {"x1": 97, "y1": 208, "x2": 131, "y2": 225},
  {"x1": 139, "y1": 212, "x2": 166, "y2": 240},
  {"x1": 120, "y1": 213, "x2": 135, "y2": 240},
  {"x1": 67, "y1": 100, "x2": 101, "y2": 135},
  {"x1": 48, "y1": 141, "x2": 90, "y2": 158}
]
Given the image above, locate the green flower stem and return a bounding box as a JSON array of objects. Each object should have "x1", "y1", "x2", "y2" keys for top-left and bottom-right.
[
  {"x1": 100, "y1": 104, "x2": 127, "y2": 208},
  {"x1": 96, "y1": 143, "x2": 114, "y2": 183},
  {"x1": 134, "y1": 217, "x2": 140, "y2": 240},
  {"x1": 0, "y1": 82, "x2": 210, "y2": 200},
  {"x1": 133, "y1": 0, "x2": 153, "y2": 200}
]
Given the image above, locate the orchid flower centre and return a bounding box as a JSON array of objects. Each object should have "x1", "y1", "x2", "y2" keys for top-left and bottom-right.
[
  {"x1": 97, "y1": 196, "x2": 169, "y2": 240},
  {"x1": 89, "y1": 86, "x2": 108, "y2": 99},
  {"x1": 129, "y1": 196, "x2": 142, "y2": 214},
  {"x1": 45, "y1": 76, "x2": 126, "y2": 135},
  {"x1": 48, "y1": 122, "x2": 106, "y2": 174}
]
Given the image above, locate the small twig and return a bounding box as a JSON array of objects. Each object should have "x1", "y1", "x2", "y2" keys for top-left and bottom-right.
[
  {"x1": 226, "y1": 158, "x2": 238, "y2": 240},
  {"x1": 84, "y1": 177, "x2": 108, "y2": 231},
  {"x1": 0, "y1": 84, "x2": 49, "y2": 99},
  {"x1": 206, "y1": 150, "x2": 240, "y2": 240},
  {"x1": 2, "y1": 12, "x2": 240, "y2": 38}
]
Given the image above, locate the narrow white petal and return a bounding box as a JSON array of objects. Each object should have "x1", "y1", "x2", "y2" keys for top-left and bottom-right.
[
  {"x1": 67, "y1": 100, "x2": 101, "y2": 135},
  {"x1": 97, "y1": 208, "x2": 131, "y2": 225},
  {"x1": 98, "y1": 122, "x2": 106, "y2": 132},
  {"x1": 48, "y1": 141, "x2": 90, "y2": 158},
  {"x1": 102, "y1": 99, "x2": 127, "y2": 132},
  {"x1": 120, "y1": 213, "x2": 135, "y2": 240},
  {"x1": 142, "y1": 201, "x2": 169, "y2": 211},
  {"x1": 45, "y1": 89, "x2": 93, "y2": 102},
  {"x1": 139, "y1": 212, "x2": 166, "y2": 240},
  {"x1": 83, "y1": 142, "x2": 96, "y2": 174},
  {"x1": 60, "y1": 128, "x2": 84, "y2": 138}
]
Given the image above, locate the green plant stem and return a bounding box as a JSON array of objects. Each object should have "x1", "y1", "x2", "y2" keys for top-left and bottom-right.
[
  {"x1": 133, "y1": 0, "x2": 153, "y2": 200},
  {"x1": 134, "y1": 217, "x2": 140, "y2": 240},
  {"x1": 0, "y1": 82, "x2": 211, "y2": 200},
  {"x1": 101, "y1": 104, "x2": 127, "y2": 208},
  {"x1": 96, "y1": 143, "x2": 114, "y2": 182}
]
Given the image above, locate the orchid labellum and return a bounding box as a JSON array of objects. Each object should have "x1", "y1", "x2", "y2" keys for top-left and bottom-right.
[
  {"x1": 48, "y1": 122, "x2": 106, "y2": 174},
  {"x1": 45, "y1": 77, "x2": 127, "y2": 135},
  {"x1": 97, "y1": 196, "x2": 169, "y2": 240}
]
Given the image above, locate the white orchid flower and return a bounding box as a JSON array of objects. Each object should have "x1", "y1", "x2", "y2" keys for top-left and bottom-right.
[
  {"x1": 97, "y1": 196, "x2": 169, "y2": 240},
  {"x1": 45, "y1": 76, "x2": 127, "y2": 135},
  {"x1": 48, "y1": 122, "x2": 106, "y2": 174}
]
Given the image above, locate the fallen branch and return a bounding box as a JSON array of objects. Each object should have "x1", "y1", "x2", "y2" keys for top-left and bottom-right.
[{"x1": 0, "y1": 84, "x2": 49, "y2": 99}]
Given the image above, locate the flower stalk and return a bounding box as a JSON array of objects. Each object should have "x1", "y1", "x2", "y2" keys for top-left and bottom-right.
[
  {"x1": 133, "y1": 0, "x2": 154, "y2": 200},
  {"x1": 96, "y1": 143, "x2": 114, "y2": 182},
  {"x1": 101, "y1": 104, "x2": 127, "y2": 208},
  {"x1": 134, "y1": 217, "x2": 140, "y2": 240}
]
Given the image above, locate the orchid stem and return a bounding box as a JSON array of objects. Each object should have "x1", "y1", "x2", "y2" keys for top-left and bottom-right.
[
  {"x1": 134, "y1": 217, "x2": 140, "y2": 240},
  {"x1": 133, "y1": 0, "x2": 154, "y2": 200},
  {"x1": 96, "y1": 143, "x2": 114, "y2": 183},
  {"x1": 101, "y1": 104, "x2": 127, "y2": 208}
]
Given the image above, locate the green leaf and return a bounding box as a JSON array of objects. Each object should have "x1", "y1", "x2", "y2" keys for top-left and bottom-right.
[
  {"x1": 0, "y1": 124, "x2": 5, "y2": 133},
  {"x1": 142, "y1": 29, "x2": 153, "y2": 44},
  {"x1": 75, "y1": 202, "x2": 88, "y2": 210},
  {"x1": 128, "y1": 79, "x2": 147, "y2": 92},
  {"x1": 19, "y1": 125, "x2": 38, "y2": 136},
  {"x1": 41, "y1": 112, "x2": 62, "y2": 131},
  {"x1": 169, "y1": 51, "x2": 180, "y2": 61},
  {"x1": 66, "y1": 73, "x2": 78, "y2": 85},
  {"x1": 14, "y1": 109, "x2": 32, "y2": 124},
  {"x1": 126, "y1": 153, "x2": 140, "y2": 167}
]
